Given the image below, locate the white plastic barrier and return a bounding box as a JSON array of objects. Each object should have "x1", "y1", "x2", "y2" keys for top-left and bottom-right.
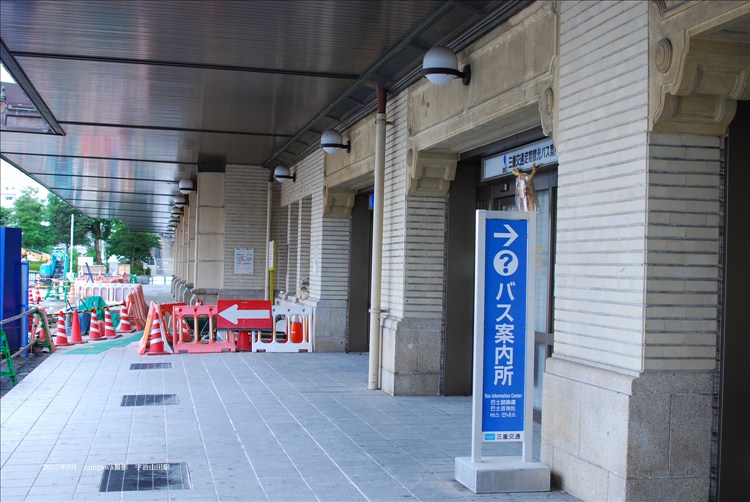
[
  {"x1": 252, "y1": 305, "x2": 313, "y2": 353},
  {"x1": 73, "y1": 280, "x2": 141, "y2": 304}
]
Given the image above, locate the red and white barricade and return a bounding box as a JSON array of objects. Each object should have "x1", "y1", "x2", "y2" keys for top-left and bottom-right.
[
  {"x1": 252, "y1": 305, "x2": 313, "y2": 353},
  {"x1": 72, "y1": 280, "x2": 142, "y2": 304},
  {"x1": 172, "y1": 304, "x2": 236, "y2": 354}
]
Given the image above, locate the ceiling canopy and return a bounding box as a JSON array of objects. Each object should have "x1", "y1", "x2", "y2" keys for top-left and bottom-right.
[{"x1": 1, "y1": 0, "x2": 528, "y2": 233}]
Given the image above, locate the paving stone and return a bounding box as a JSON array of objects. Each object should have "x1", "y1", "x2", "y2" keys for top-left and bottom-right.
[{"x1": 0, "y1": 332, "x2": 580, "y2": 502}]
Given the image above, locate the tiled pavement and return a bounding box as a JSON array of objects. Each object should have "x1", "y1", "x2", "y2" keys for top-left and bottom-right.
[{"x1": 1, "y1": 286, "x2": 579, "y2": 502}]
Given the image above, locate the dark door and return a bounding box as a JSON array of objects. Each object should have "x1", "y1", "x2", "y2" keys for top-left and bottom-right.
[
  {"x1": 444, "y1": 162, "x2": 557, "y2": 417},
  {"x1": 717, "y1": 100, "x2": 750, "y2": 500},
  {"x1": 347, "y1": 192, "x2": 373, "y2": 352}
]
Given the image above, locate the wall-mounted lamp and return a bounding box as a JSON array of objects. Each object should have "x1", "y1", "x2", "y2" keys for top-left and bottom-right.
[
  {"x1": 321, "y1": 129, "x2": 351, "y2": 154},
  {"x1": 173, "y1": 194, "x2": 186, "y2": 207},
  {"x1": 170, "y1": 206, "x2": 182, "y2": 215},
  {"x1": 178, "y1": 178, "x2": 194, "y2": 194},
  {"x1": 422, "y1": 46, "x2": 471, "y2": 86},
  {"x1": 273, "y1": 165, "x2": 296, "y2": 183}
]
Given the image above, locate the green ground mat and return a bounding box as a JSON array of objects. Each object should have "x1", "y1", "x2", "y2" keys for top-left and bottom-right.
[{"x1": 62, "y1": 332, "x2": 143, "y2": 355}]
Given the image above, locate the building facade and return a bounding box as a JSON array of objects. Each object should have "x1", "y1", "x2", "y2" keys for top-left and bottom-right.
[{"x1": 170, "y1": 1, "x2": 749, "y2": 500}]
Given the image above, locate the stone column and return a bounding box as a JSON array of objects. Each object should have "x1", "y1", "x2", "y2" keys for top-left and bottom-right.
[
  {"x1": 285, "y1": 203, "x2": 299, "y2": 296},
  {"x1": 192, "y1": 172, "x2": 224, "y2": 296},
  {"x1": 541, "y1": 2, "x2": 748, "y2": 500},
  {"x1": 381, "y1": 148, "x2": 456, "y2": 395}
]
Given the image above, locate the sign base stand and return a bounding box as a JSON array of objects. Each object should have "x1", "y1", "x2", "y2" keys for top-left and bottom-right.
[{"x1": 455, "y1": 456, "x2": 550, "y2": 494}]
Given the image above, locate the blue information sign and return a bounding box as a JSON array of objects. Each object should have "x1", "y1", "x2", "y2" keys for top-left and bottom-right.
[{"x1": 481, "y1": 218, "x2": 528, "y2": 442}]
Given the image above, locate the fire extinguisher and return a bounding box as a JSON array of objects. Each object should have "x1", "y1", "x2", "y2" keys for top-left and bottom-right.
[{"x1": 289, "y1": 314, "x2": 303, "y2": 343}]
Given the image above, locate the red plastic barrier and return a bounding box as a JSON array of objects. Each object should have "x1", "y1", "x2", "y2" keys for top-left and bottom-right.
[{"x1": 173, "y1": 305, "x2": 236, "y2": 354}]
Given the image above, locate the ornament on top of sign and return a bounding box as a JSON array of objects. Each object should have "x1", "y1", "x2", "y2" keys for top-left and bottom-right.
[{"x1": 511, "y1": 163, "x2": 539, "y2": 212}]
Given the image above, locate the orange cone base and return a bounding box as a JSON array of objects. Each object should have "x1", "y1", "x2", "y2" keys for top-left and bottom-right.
[
  {"x1": 55, "y1": 340, "x2": 72, "y2": 347},
  {"x1": 72, "y1": 340, "x2": 89, "y2": 344},
  {"x1": 105, "y1": 334, "x2": 123, "y2": 339},
  {"x1": 146, "y1": 351, "x2": 169, "y2": 356}
]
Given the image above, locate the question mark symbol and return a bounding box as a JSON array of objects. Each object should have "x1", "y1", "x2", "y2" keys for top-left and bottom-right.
[{"x1": 493, "y1": 250, "x2": 518, "y2": 276}]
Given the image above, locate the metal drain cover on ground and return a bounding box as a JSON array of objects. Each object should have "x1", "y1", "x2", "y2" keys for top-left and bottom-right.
[
  {"x1": 99, "y1": 462, "x2": 190, "y2": 492},
  {"x1": 130, "y1": 363, "x2": 172, "y2": 370},
  {"x1": 120, "y1": 394, "x2": 179, "y2": 406}
]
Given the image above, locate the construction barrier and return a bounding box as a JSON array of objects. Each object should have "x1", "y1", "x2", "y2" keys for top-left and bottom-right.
[
  {"x1": 72, "y1": 280, "x2": 142, "y2": 304},
  {"x1": 215, "y1": 300, "x2": 273, "y2": 353},
  {"x1": 138, "y1": 302, "x2": 183, "y2": 355},
  {"x1": 125, "y1": 289, "x2": 149, "y2": 331},
  {"x1": 253, "y1": 305, "x2": 313, "y2": 353},
  {"x1": 157, "y1": 302, "x2": 185, "y2": 342},
  {"x1": 173, "y1": 305, "x2": 236, "y2": 354},
  {"x1": 1, "y1": 307, "x2": 57, "y2": 387}
]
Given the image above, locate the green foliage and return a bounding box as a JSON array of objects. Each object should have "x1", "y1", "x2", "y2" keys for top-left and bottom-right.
[
  {"x1": 44, "y1": 194, "x2": 89, "y2": 248},
  {"x1": 130, "y1": 261, "x2": 146, "y2": 276},
  {"x1": 76, "y1": 213, "x2": 114, "y2": 264},
  {"x1": 106, "y1": 221, "x2": 161, "y2": 265},
  {"x1": 8, "y1": 187, "x2": 53, "y2": 251},
  {"x1": 0, "y1": 206, "x2": 10, "y2": 226}
]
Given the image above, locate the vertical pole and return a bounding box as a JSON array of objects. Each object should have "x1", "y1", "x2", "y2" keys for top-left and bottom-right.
[
  {"x1": 471, "y1": 211, "x2": 486, "y2": 463},
  {"x1": 265, "y1": 182, "x2": 273, "y2": 300},
  {"x1": 69, "y1": 213, "x2": 74, "y2": 278},
  {"x1": 368, "y1": 86, "x2": 387, "y2": 390}
]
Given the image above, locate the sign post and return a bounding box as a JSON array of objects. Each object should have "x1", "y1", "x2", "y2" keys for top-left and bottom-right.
[{"x1": 455, "y1": 210, "x2": 550, "y2": 493}]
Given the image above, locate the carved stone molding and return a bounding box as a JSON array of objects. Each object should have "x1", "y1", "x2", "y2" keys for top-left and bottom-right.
[
  {"x1": 539, "y1": 86, "x2": 555, "y2": 138},
  {"x1": 323, "y1": 187, "x2": 355, "y2": 218},
  {"x1": 651, "y1": 2, "x2": 750, "y2": 136},
  {"x1": 406, "y1": 149, "x2": 457, "y2": 197}
]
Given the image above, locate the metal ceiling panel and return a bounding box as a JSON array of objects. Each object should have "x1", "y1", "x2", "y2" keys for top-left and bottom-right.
[
  {"x1": 1, "y1": 0, "x2": 528, "y2": 234},
  {"x1": 0, "y1": 1, "x2": 443, "y2": 74},
  {"x1": 15, "y1": 57, "x2": 355, "y2": 135},
  {"x1": 1, "y1": 125, "x2": 285, "y2": 165}
]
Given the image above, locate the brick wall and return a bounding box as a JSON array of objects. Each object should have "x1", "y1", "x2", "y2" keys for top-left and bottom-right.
[
  {"x1": 555, "y1": 0, "x2": 650, "y2": 372},
  {"x1": 644, "y1": 133, "x2": 720, "y2": 370},
  {"x1": 223, "y1": 165, "x2": 269, "y2": 292}
]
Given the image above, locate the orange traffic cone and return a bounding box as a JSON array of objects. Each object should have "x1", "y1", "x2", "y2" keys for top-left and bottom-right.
[
  {"x1": 28, "y1": 287, "x2": 34, "y2": 305},
  {"x1": 33, "y1": 319, "x2": 44, "y2": 342},
  {"x1": 236, "y1": 330, "x2": 252, "y2": 352},
  {"x1": 88, "y1": 311, "x2": 103, "y2": 340},
  {"x1": 55, "y1": 311, "x2": 71, "y2": 346},
  {"x1": 68, "y1": 309, "x2": 87, "y2": 344},
  {"x1": 117, "y1": 303, "x2": 135, "y2": 333},
  {"x1": 181, "y1": 318, "x2": 193, "y2": 342},
  {"x1": 34, "y1": 288, "x2": 43, "y2": 304},
  {"x1": 104, "y1": 307, "x2": 120, "y2": 338},
  {"x1": 146, "y1": 315, "x2": 169, "y2": 356},
  {"x1": 194, "y1": 298, "x2": 203, "y2": 306}
]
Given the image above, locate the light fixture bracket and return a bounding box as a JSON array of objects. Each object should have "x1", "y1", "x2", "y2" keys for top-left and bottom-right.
[
  {"x1": 320, "y1": 140, "x2": 351, "y2": 153},
  {"x1": 273, "y1": 165, "x2": 296, "y2": 183},
  {"x1": 421, "y1": 65, "x2": 471, "y2": 86}
]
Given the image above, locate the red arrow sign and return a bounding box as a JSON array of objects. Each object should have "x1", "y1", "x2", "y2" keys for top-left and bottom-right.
[{"x1": 216, "y1": 300, "x2": 272, "y2": 329}]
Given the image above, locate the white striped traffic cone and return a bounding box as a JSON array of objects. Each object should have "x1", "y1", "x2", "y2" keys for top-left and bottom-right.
[
  {"x1": 117, "y1": 303, "x2": 135, "y2": 333},
  {"x1": 146, "y1": 315, "x2": 168, "y2": 356},
  {"x1": 55, "y1": 311, "x2": 71, "y2": 346},
  {"x1": 88, "y1": 311, "x2": 103, "y2": 340}
]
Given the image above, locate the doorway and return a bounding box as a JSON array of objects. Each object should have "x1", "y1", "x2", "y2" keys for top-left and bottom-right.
[
  {"x1": 347, "y1": 192, "x2": 373, "y2": 352},
  {"x1": 716, "y1": 100, "x2": 749, "y2": 500},
  {"x1": 443, "y1": 133, "x2": 557, "y2": 422}
]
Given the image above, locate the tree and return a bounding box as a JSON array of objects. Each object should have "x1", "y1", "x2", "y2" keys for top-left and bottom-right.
[
  {"x1": 8, "y1": 187, "x2": 52, "y2": 251},
  {"x1": 44, "y1": 193, "x2": 89, "y2": 249},
  {"x1": 76, "y1": 214, "x2": 113, "y2": 264},
  {"x1": 106, "y1": 221, "x2": 161, "y2": 269},
  {"x1": 0, "y1": 206, "x2": 10, "y2": 226}
]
